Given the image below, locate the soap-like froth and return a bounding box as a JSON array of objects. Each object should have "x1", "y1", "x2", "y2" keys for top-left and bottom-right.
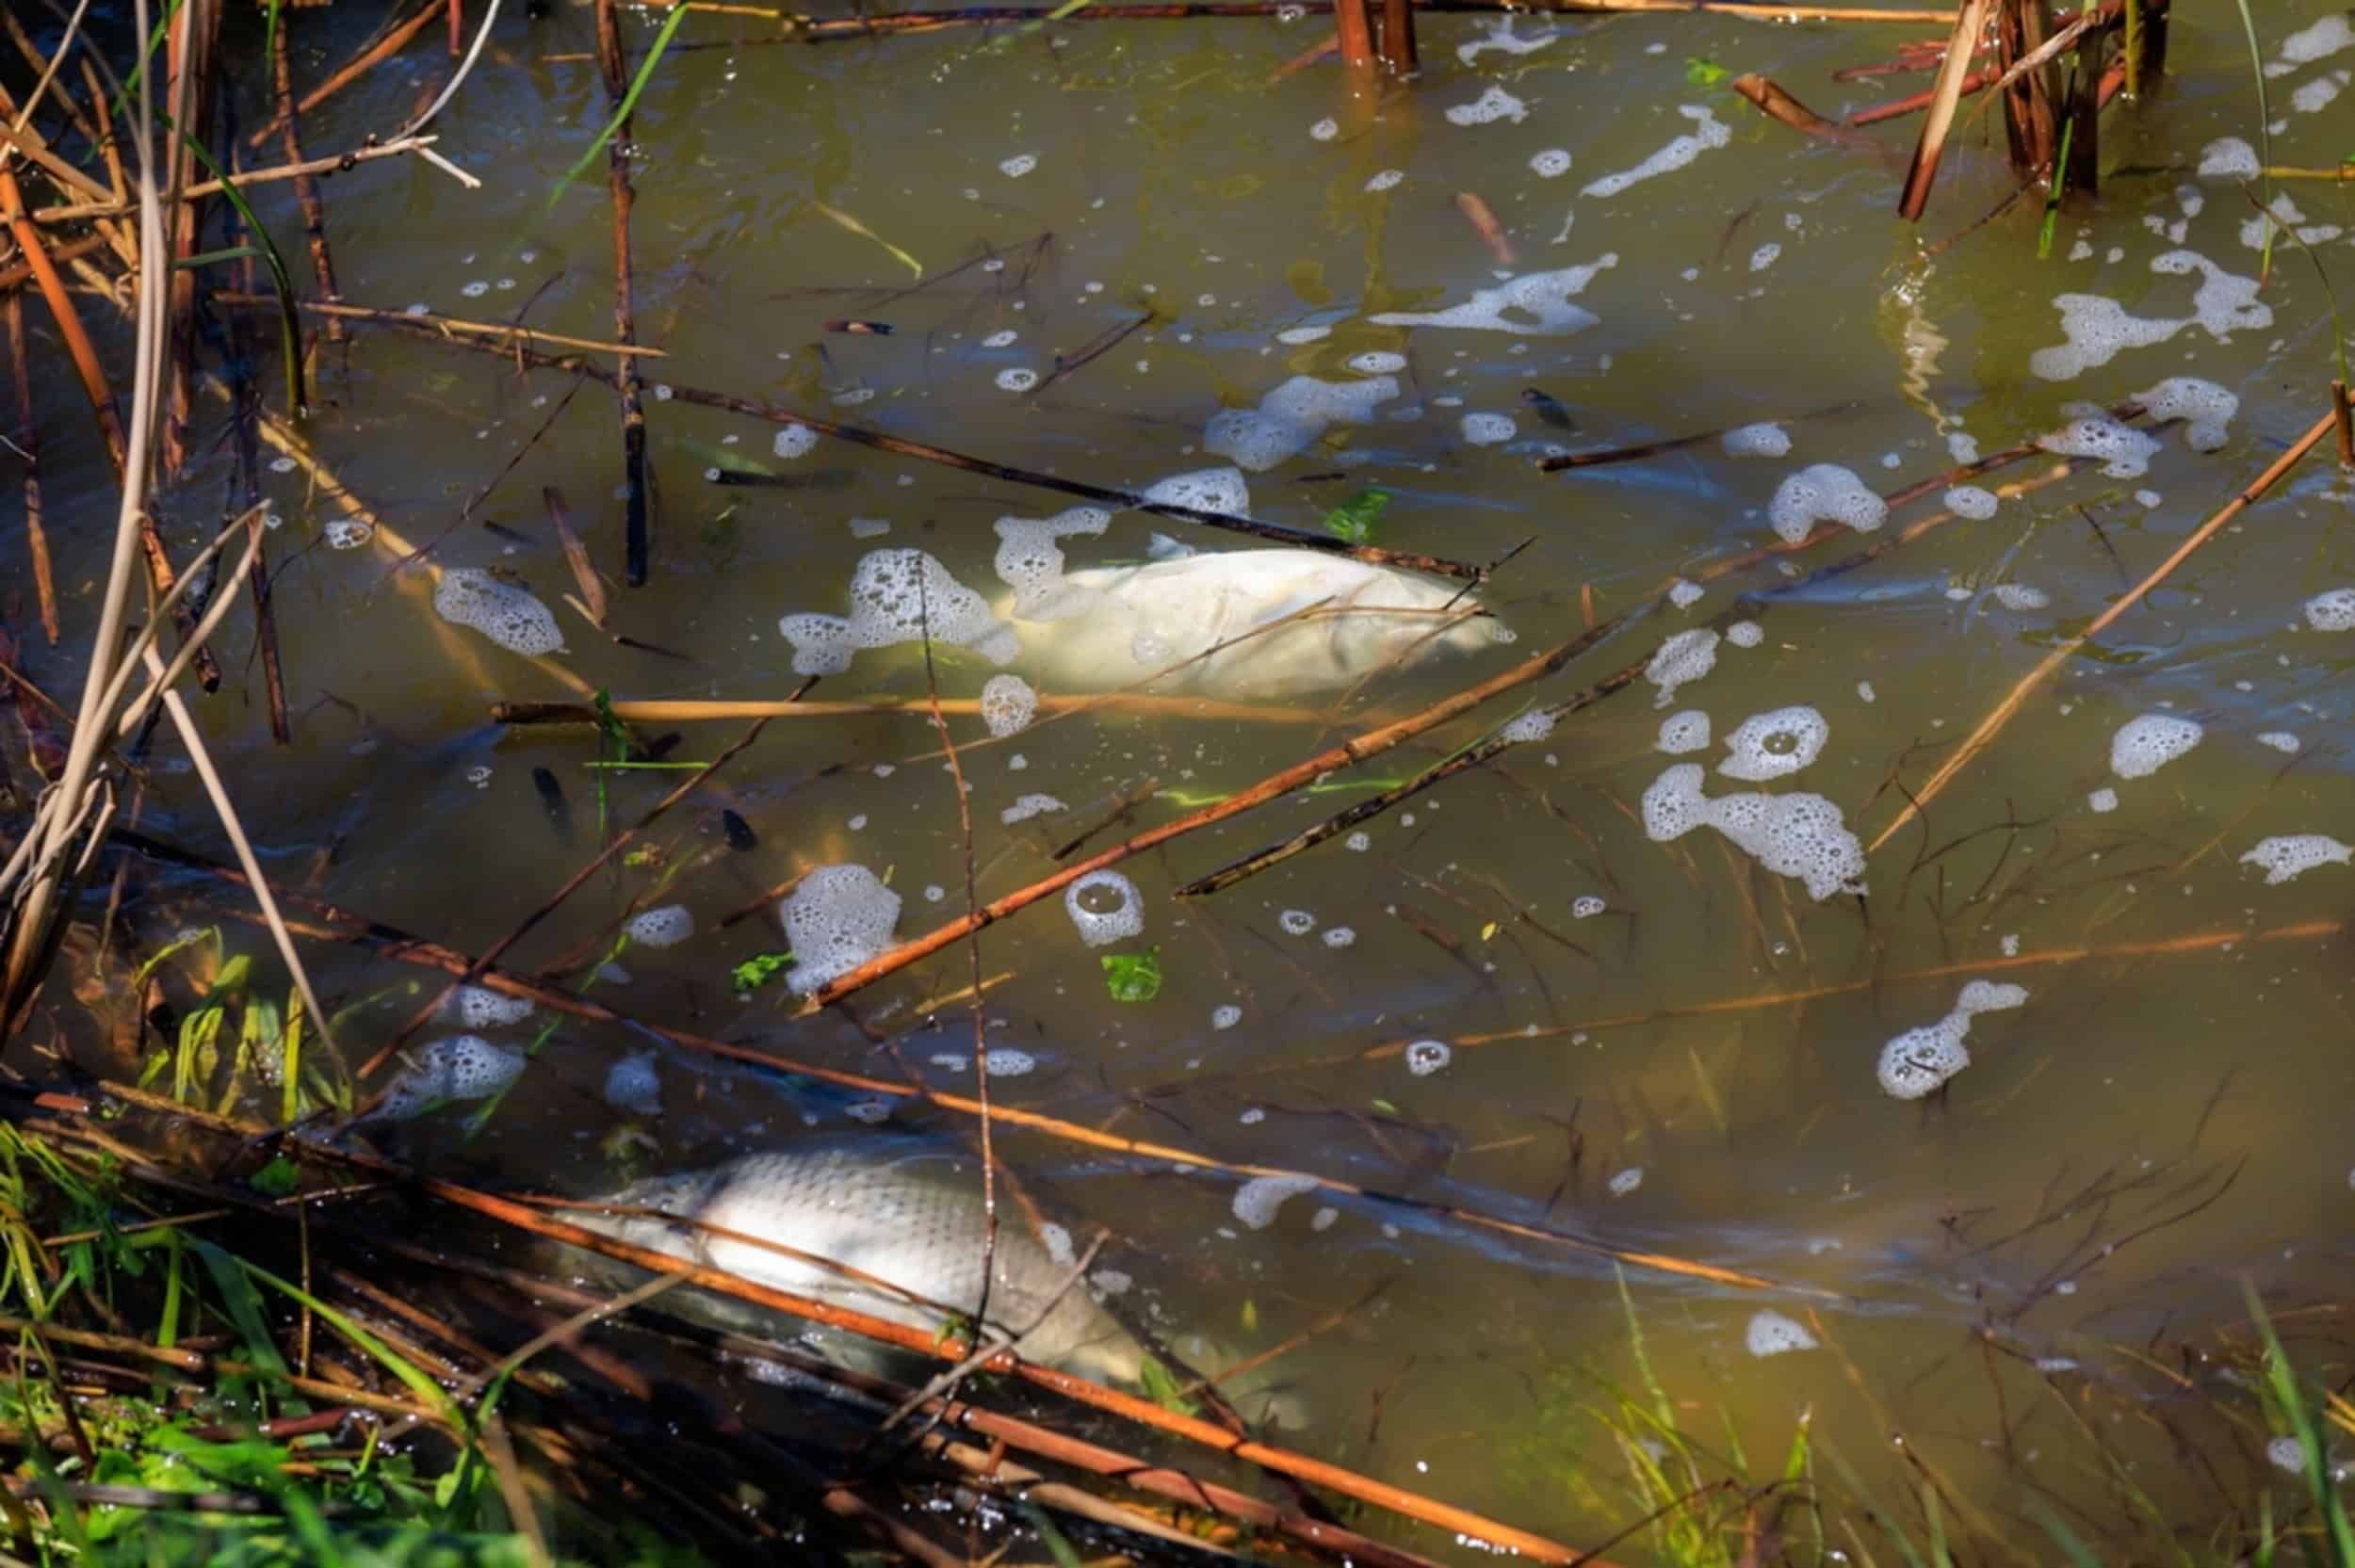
[
  {"x1": 1443, "y1": 85, "x2": 1529, "y2": 125},
  {"x1": 1768, "y1": 463, "x2": 1887, "y2": 545},
  {"x1": 994, "y1": 507, "x2": 1113, "y2": 620},
  {"x1": 1582, "y1": 105, "x2": 1730, "y2": 199},
  {"x1": 625, "y1": 905, "x2": 693, "y2": 948},
  {"x1": 1746, "y1": 1309, "x2": 1817, "y2": 1356},
  {"x1": 1646, "y1": 629, "x2": 1720, "y2": 706},
  {"x1": 1141, "y1": 466, "x2": 1251, "y2": 516},
  {"x1": 2198, "y1": 137, "x2": 2259, "y2": 177},
  {"x1": 999, "y1": 793, "x2": 1065, "y2": 825},
  {"x1": 1370, "y1": 256, "x2": 1616, "y2": 336},
  {"x1": 2109, "y1": 713, "x2": 2203, "y2": 779},
  {"x1": 1718, "y1": 705, "x2": 1827, "y2": 783},
  {"x1": 980, "y1": 673, "x2": 1038, "y2": 737},
  {"x1": 1992, "y1": 583, "x2": 2050, "y2": 611},
  {"x1": 780, "y1": 550, "x2": 1018, "y2": 674},
  {"x1": 1064, "y1": 870, "x2": 1145, "y2": 947},
  {"x1": 1721, "y1": 422, "x2": 1790, "y2": 458},
  {"x1": 378, "y1": 1034, "x2": 526, "y2": 1120},
  {"x1": 433, "y1": 569, "x2": 564, "y2": 656},
  {"x1": 1460, "y1": 412, "x2": 1517, "y2": 445},
  {"x1": 1876, "y1": 980, "x2": 2028, "y2": 1099},
  {"x1": 2302, "y1": 589, "x2": 2355, "y2": 632},
  {"x1": 2239, "y1": 834, "x2": 2352, "y2": 885},
  {"x1": 782, "y1": 865, "x2": 901, "y2": 994},
  {"x1": 1943, "y1": 484, "x2": 1999, "y2": 520},
  {"x1": 1641, "y1": 765, "x2": 1864, "y2": 901},
  {"x1": 2038, "y1": 415, "x2": 2162, "y2": 479},
  {"x1": 1657, "y1": 710, "x2": 1712, "y2": 754},
  {"x1": 2133, "y1": 377, "x2": 2238, "y2": 451},
  {"x1": 443, "y1": 984, "x2": 534, "y2": 1028},
  {"x1": 604, "y1": 1052, "x2": 662, "y2": 1117},
  {"x1": 1207, "y1": 375, "x2": 1398, "y2": 471},
  {"x1": 772, "y1": 424, "x2": 819, "y2": 461},
  {"x1": 1500, "y1": 709, "x2": 1555, "y2": 743},
  {"x1": 1232, "y1": 1173, "x2": 1320, "y2": 1230}
]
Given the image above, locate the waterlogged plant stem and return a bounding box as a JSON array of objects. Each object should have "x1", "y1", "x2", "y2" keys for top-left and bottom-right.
[{"x1": 558, "y1": 3, "x2": 689, "y2": 189}]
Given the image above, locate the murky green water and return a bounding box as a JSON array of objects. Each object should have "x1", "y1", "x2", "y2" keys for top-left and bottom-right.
[{"x1": 14, "y1": 0, "x2": 2355, "y2": 1558}]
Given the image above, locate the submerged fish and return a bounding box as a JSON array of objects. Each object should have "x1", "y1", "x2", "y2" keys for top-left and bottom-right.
[
  {"x1": 572, "y1": 1138, "x2": 1147, "y2": 1386},
  {"x1": 1004, "y1": 549, "x2": 1512, "y2": 700}
]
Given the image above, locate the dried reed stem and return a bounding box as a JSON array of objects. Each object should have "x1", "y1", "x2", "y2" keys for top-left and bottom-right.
[
  {"x1": 1896, "y1": 0, "x2": 1992, "y2": 218},
  {"x1": 593, "y1": 0, "x2": 653, "y2": 587}
]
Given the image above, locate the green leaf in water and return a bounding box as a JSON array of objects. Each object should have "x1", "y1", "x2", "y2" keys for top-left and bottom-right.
[
  {"x1": 732, "y1": 951, "x2": 792, "y2": 995},
  {"x1": 1684, "y1": 57, "x2": 1730, "y2": 88},
  {"x1": 1137, "y1": 1355, "x2": 1201, "y2": 1416},
  {"x1": 1100, "y1": 947, "x2": 1162, "y2": 1003},
  {"x1": 250, "y1": 1156, "x2": 300, "y2": 1199},
  {"x1": 1323, "y1": 487, "x2": 1389, "y2": 544}
]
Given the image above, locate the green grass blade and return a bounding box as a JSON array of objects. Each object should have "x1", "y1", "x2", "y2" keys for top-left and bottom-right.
[
  {"x1": 196, "y1": 1240, "x2": 463, "y2": 1431},
  {"x1": 559, "y1": 4, "x2": 691, "y2": 188},
  {"x1": 2246, "y1": 1282, "x2": 2355, "y2": 1568},
  {"x1": 171, "y1": 127, "x2": 306, "y2": 417},
  {"x1": 2229, "y1": 0, "x2": 2277, "y2": 275}
]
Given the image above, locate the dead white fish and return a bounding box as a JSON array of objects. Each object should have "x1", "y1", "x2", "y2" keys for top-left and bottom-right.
[
  {"x1": 1003, "y1": 549, "x2": 1511, "y2": 699},
  {"x1": 570, "y1": 1138, "x2": 1147, "y2": 1386}
]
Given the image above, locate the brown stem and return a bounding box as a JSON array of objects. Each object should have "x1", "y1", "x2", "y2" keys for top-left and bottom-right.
[
  {"x1": 1378, "y1": 0, "x2": 1417, "y2": 72},
  {"x1": 246, "y1": 0, "x2": 445, "y2": 148},
  {"x1": 593, "y1": 0, "x2": 652, "y2": 589},
  {"x1": 1896, "y1": 0, "x2": 1992, "y2": 218},
  {"x1": 271, "y1": 10, "x2": 343, "y2": 342},
  {"x1": 2, "y1": 295, "x2": 57, "y2": 644},
  {"x1": 31, "y1": 136, "x2": 444, "y2": 223},
  {"x1": 2331, "y1": 380, "x2": 2353, "y2": 468}
]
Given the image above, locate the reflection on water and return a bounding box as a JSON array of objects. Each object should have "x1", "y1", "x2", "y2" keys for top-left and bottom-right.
[{"x1": 18, "y1": 0, "x2": 2355, "y2": 1557}]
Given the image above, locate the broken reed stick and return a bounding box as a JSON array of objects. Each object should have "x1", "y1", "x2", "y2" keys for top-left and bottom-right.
[
  {"x1": 244, "y1": 0, "x2": 445, "y2": 148},
  {"x1": 215, "y1": 295, "x2": 1485, "y2": 579},
  {"x1": 1335, "y1": 0, "x2": 1377, "y2": 69},
  {"x1": 115, "y1": 823, "x2": 1792, "y2": 1300},
  {"x1": 593, "y1": 0, "x2": 654, "y2": 589},
  {"x1": 29, "y1": 136, "x2": 445, "y2": 223},
  {"x1": 212, "y1": 293, "x2": 660, "y2": 358},
  {"x1": 2332, "y1": 380, "x2": 2353, "y2": 467},
  {"x1": 1730, "y1": 74, "x2": 1883, "y2": 149},
  {"x1": 270, "y1": 14, "x2": 343, "y2": 342},
  {"x1": 1868, "y1": 409, "x2": 2342, "y2": 852},
  {"x1": 1379, "y1": 0, "x2": 1418, "y2": 73},
  {"x1": 490, "y1": 694, "x2": 1329, "y2": 725},
  {"x1": 762, "y1": 0, "x2": 1961, "y2": 39},
  {"x1": 2, "y1": 294, "x2": 58, "y2": 644},
  {"x1": 1897, "y1": 0, "x2": 1993, "y2": 220},
  {"x1": 1539, "y1": 400, "x2": 1857, "y2": 470}
]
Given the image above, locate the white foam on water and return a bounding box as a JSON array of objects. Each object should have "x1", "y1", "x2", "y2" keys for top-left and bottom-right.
[
  {"x1": 1658, "y1": 709, "x2": 1712, "y2": 753},
  {"x1": 983, "y1": 329, "x2": 1019, "y2": 348},
  {"x1": 1718, "y1": 705, "x2": 1827, "y2": 783},
  {"x1": 625, "y1": 905, "x2": 693, "y2": 949},
  {"x1": 1310, "y1": 1205, "x2": 1339, "y2": 1231},
  {"x1": 1233, "y1": 1174, "x2": 1320, "y2": 1230},
  {"x1": 1582, "y1": 105, "x2": 1730, "y2": 199},
  {"x1": 2239, "y1": 834, "x2": 2352, "y2": 884},
  {"x1": 1405, "y1": 1040, "x2": 1453, "y2": 1075},
  {"x1": 2267, "y1": 1435, "x2": 2310, "y2": 1475},
  {"x1": 983, "y1": 1048, "x2": 1036, "y2": 1076},
  {"x1": 1572, "y1": 895, "x2": 1605, "y2": 918},
  {"x1": 1722, "y1": 422, "x2": 1791, "y2": 458},
  {"x1": 1370, "y1": 256, "x2": 1616, "y2": 336},
  {"x1": 1205, "y1": 375, "x2": 1400, "y2": 470},
  {"x1": 604, "y1": 1052, "x2": 661, "y2": 1117},
  {"x1": 1444, "y1": 85, "x2": 1529, "y2": 126},
  {"x1": 1875, "y1": 980, "x2": 2028, "y2": 1099},
  {"x1": 2135, "y1": 377, "x2": 2238, "y2": 451},
  {"x1": 782, "y1": 865, "x2": 901, "y2": 994},
  {"x1": 1530, "y1": 149, "x2": 1572, "y2": 178},
  {"x1": 1646, "y1": 630, "x2": 1720, "y2": 707},
  {"x1": 1457, "y1": 14, "x2": 1555, "y2": 63},
  {"x1": 1640, "y1": 764, "x2": 1866, "y2": 901},
  {"x1": 379, "y1": 1035, "x2": 525, "y2": 1120},
  {"x1": 325, "y1": 520, "x2": 371, "y2": 549},
  {"x1": 433, "y1": 569, "x2": 564, "y2": 656},
  {"x1": 2256, "y1": 731, "x2": 2301, "y2": 753},
  {"x1": 2198, "y1": 136, "x2": 2259, "y2": 177},
  {"x1": 1748, "y1": 243, "x2": 1781, "y2": 272},
  {"x1": 1500, "y1": 709, "x2": 1555, "y2": 743},
  {"x1": 1461, "y1": 412, "x2": 1518, "y2": 445},
  {"x1": 1064, "y1": 870, "x2": 1145, "y2": 946},
  {"x1": 2110, "y1": 713, "x2": 2203, "y2": 779},
  {"x1": 1323, "y1": 925, "x2": 1357, "y2": 948},
  {"x1": 2302, "y1": 589, "x2": 2355, "y2": 631},
  {"x1": 1364, "y1": 170, "x2": 1405, "y2": 193},
  {"x1": 2030, "y1": 296, "x2": 2187, "y2": 380},
  {"x1": 1857, "y1": 681, "x2": 1876, "y2": 703},
  {"x1": 993, "y1": 506, "x2": 1113, "y2": 619},
  {"x1": 1668, "y1": 579, "x2": 1704, "y2": 609},
  {"x1": 1768, "y1": 464, "x2": 1887, "y2": 544},
  {"x1": 780, "y1": 549, "x2": 1018, "y2": 674},
  {"x1": 1746, "y1": 1309, "x2": 1818, "y2": 1357},
  {"x1": 772, "y1": 424, "x2": 819, "y2": 460},
  {"x1": 1309, "y1": 117, "x2": 1339, "y2": 141},
  {"x1": 2038, "y1": 415, "x2": 2162, "y2": 478},
  {"x1": 1606, "y1": 1167, "x2": 1643, "y2": 1197},
  {"x1": 1345, "y1": 351, "x2": 1406, "y2": 376},
  {"x1": 995, "y1": 367, "x2": 1039, "y2": 392},
  {"x1": 1278, "y1": 909, "x2": 1317, "y2": 935},
  {"x1": 999, "y1": 793, "x2": 1066, "y2": 825},
  {"x1": 2293, "y1": 75, "x2": 2345, "y2": 113},
  {"x1": 1991, "y1": 583, "x2": 2050, "y2": 612},
  {"x1": 2088, "y1": 786, "x2": 2119, "y2": 814},
  {"x1": 980, "y1": 672, "x2": 1038, "y2": 737},
  {"x1": 1212, "y1": 1004, "x2": 1242, "y2": 1030},
  {"x1": 999, "y1": 153, "x2": 1038, "y2": 177},
  {"x1": 1040, "y1": 1222, "x2": 1074, "y2": 1267},
  {"x1": 1943, "y1": 484, "x2": 2000, "y2": 520},
  {"x1": 2270, "y1": 14, "x2": 2354, "y2": 73},
  {"x1": 443, "y1": 985, "x2": 534, "y2": 1028},
  {"x1": 1724, "y1": 620, "x2": 1763, "y2": 649},
  {"x1": 1346, "y1": 831, "x2": 1372, "y2": 851}
]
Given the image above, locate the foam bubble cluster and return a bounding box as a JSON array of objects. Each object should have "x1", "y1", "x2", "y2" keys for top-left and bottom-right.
[
  {"x1": 1875, "y1": 979, "x2": 2029, "y2": 1099},
  {"x1": 379, "y1": 1035, "x2": 525, "y2": 1120},
  {"x1": 1768, "y1": 464, "x2": 1887, "y2": 545},
  {"x1": 1206, "y1": 375, "x2": 1399, "y2": 470},
  {"x1": 434, "y1": 569, "x2": 564, "y2": 656},
  {"x1": 2198, "y1": 137, "x2": 2260, "y2": 177},
  {"x1": 1278, "y1": 909, "x2": 1316, "y2": 936},
  {"x1": 1582, "y1": 105, "x2": 1730, "y2": 199},
  {"x1": 1370, "y1": 256, "x2": 1616, "y2": 336},
  {"x1": 980, "y1": 673, "x2": 1038, "y2": 737},
  {"x1": 1724, "y1": 620, "x2": 1762, "y2": 649},
  {"x1": 773, "y1": 424, "x2": 819, "y2": 461},
  {"x1": 780, "y1": 550, "x2": 1018, "y2": 675},
  {"x1": 2038, "y1": 415, "x2": 2162, "y2": 479},
  {"x1": 442, "y1": 984, "x2": 534, "y2": 1029},
  {"x1": 1444, "y1": 85, "x2": 1529, "y2": 125},
  {"x1": 2088, "y1": 786, "x2": 2119, "y2": 814},
  {"x1": 2030, "y1": 295, "x2": 2188, "y2": 380},
  {"x1": 1943, "y1": 485, "x2": 1999, "y2": 520},
  {"x1": 1746, "y1": 1310, "x2": 1818, "y2": 1357},
  {"x1": 2302, "y1": 589, "x2": 2355, "y2": 632},
  {"x1": 1233, "y1": 1173, "x2": 1320, "y2": 1230},
  {"x1": 1064, "y1": 870, "x2": 1145, "y2": 946},
  {"x1": 2257, "y1": 731, "x2": 2301, "y2": 753},
  {"x1": 1530, "y1": 149, "x2": 1572, "y2": 178},
  {"x1": 2239, "y1": 835, "x2": 2352, "y2": 885},
  {"x1": 1718, "y1": 705, "x2": 1827, "y2": 783},
  {"x1": 1461, "y1": 412, "x2": 1518, "y2": 445},
  {"x1": 1722, "y1": 422, "x2": 1790, "y2": 458},
  {"x1": 1646, "y1": 629, "x2": 1720, "y2": 707},
  {"x1": 1658, "y1": 710, "x2": 1712, "y2": 753},
  {"x1": 983, "y1": 1048, "x2": 1036, "y2": 1076},
  {"x1": 604, "y1": 1052, "x2": 661, "y2": 1117},
  {"x1": 2110, "y1": 713, "x2": 2203, "y2": 779},
  {"x1": 1608, "y1": 1167, "x2": 1643, "y2": 1196},
  {"x1": 1142, "y1": 466, "x2": 1251, "y2": 515},
  {"x1": 782, "y1": 865, "x2": 901, "y2": 994},
  {"x1": 1641, "y1": 764, "x2": 1865, "y2": 901},
  {"x1": 2134, "y1": 377, "x2": 2238, "y2": 451},
  {"x1": 625, "y1": 905, "x2": 693, "y2": 949},
  {"x1": 1212, "y1": 1004, "x2": 1242, "y2": 1030},
  {"x1": 1572, "y1": 895, "x2": 1605, "y2": 918},
  {"x1": 994, "y1": 507, "x2": 1113, "y2": 619},
  {"x1": 1500, "y1": 709, "x2": 1555, "y2": 743},
  {"x1": 1405, "y1": 1040, "x2": 1453, "y2": 1075},
  {"x1": 1000, "y1": 794, "x2": 1065, "y2": 825}
]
